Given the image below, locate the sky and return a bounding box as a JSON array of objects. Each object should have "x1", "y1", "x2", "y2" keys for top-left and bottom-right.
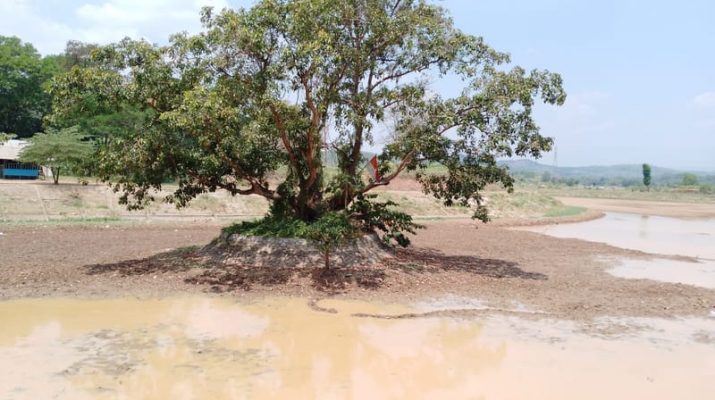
[{"x1": 1, "y1": 0, "x2": 713, "y2": 170}]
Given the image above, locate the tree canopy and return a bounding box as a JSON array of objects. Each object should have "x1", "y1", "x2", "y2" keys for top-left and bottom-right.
[
  {"x1": 0, "y1": 36, "x2": 63, "y2": 137},
  {"x1": 49, "y1": 0, "x2": 565, "y2": 245},
  {"x1": 642, "y1": 163, "x2": 652, "y2": 190},
  {"x1": 681, "y1": 173, "x2": 698, "y2": 186}
]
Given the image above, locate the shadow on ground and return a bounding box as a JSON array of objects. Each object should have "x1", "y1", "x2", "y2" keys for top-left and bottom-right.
[
  {"x1": 84, "y1": 247, "x2": 386, "y2": 292},
  {"x1": 84, "y1": 247, "x2": 201, "y2": 276},
  {"x1": 83, "y1": 245, "x2": 544, "y2": 293},
  {"x1": 185, "y1": 266, "x2": 386, "y2": 293},
  {"x1": 390, "y1": 248, "x2": 547, "y2": 281}
]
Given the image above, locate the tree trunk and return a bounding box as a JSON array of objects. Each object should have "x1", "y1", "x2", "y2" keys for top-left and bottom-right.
[
  {"x1": 52, "y1": 167, "x2": 60, "y2": 185},
  {"x1": 293, "y1": 150, "x2": 324, "y2": 221},
  {"x1": 324, "y1": 249, "x2": 330, "y2": 269},
  {"x1": 327, "y1": 190, "x2": 353, "y2": 212},
  {"x1": 294, "y1": 185, "x2": 321, "y2": 220}
]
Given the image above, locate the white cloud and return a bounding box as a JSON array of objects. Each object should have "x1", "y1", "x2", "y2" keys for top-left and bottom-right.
[
  {"x1": 532, "y1": 90, "x2": 619, "y2": 166},
  {"x1": 693, "y1": 92, "x2": 715, "y2": 111},
  {"x1": 0, "y1": 1, "x2": 76, "y2": 54},
  {"x1": 0, "y1": 0, "x2": 230, "y2": 55},
  {"x1": 76, "y1": 0, "x2": 228, "y2": 27},
  {"x1": 539, "y1": 90, "x2": 613, "y2": 137},
  {"x1": 564, "y1": 91, "x2": 609, "y2": 117}
]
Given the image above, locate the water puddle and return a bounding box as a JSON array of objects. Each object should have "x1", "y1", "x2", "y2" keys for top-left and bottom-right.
[
  {"x1": 516, "y1": 212, "x2": 715, "y2": 258},
  {"x1": 1, "y1": 296, "x2": 714, "y2": 399},
  {"x1": 413, "y1": 294, "x2": 489, "y2": 312},
  {"x1": 516, "y1": 212, "x2": 715, "y2": 288},
  {"x1": 608, "y1": 258, "x2": 715, "y2": 289},
  {"x1": 412, "y1": 294, "x2": 544, "y2": 315}
]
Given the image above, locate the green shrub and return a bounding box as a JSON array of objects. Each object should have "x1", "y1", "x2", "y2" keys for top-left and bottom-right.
[
  {"x1": 681, "y1": 173, "x2": 699, "y2": 186},
  {"x1": 304, "y1": 212, "x2": 357, "y2": 268},
  {"x1": 222, "y1": 194, "x2": 423, "y2": 267},
  {"x1": 348, "y1": 194, "x2": 422, "y2": 247},
  {"x1": 223, "y1": 216, "x2": 311, "y2": 238},
  {"x1": 223, "y1": 212, "x2": 358, "y2": 268},
  {"x1": 699, "y1": 184, "x2": 715, "y2": 194},
  {"x1": 224, "y1": 193, "x2": 421, "y2": 249}
]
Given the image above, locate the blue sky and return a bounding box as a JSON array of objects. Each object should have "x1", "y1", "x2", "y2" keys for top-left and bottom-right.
[{"x1": 2, "y1": 0, "x2": 714, "y2": 170}]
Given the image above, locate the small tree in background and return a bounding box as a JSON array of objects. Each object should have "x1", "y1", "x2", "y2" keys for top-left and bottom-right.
[
  {"x1": 681, "y1": 173, "x2": 698, "y2": 186},
  {"x1": 642, "y1": 163, "x2": 651, "y2": 191},
  {"x1": 0, "y1": 132, "x2": 15, "y2": 144},
  {"x1": 19, "y1": 126, "x2": 92, "y2": 184}
]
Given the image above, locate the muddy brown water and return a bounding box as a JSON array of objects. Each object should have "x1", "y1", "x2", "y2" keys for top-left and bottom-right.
[
  {"x1": 517, "y1": 212, "x2": 715, "y2": 289},
  {"x1": 1, "y1": 297, "x2": 714, "y2": 399}
]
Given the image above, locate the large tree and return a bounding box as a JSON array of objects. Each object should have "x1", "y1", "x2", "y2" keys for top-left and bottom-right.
[{"x1": 49, "y1": 0, "x2": 565, "y2": 244}]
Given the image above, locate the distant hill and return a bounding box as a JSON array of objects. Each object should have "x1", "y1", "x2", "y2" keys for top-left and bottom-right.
[
  {"x1": 322, "y1": 152, "x2": 714, "y2": 187},
  {"x1": 499, "y1": 159, "x2": 715, "y2": 186}
]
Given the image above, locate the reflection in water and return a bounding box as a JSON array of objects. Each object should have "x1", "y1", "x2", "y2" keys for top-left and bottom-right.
[
  {"x1": 0, "y1": 297, "x2": 713, "y2": 399},
  {"x1": 639, "y1": 214, "x2": 650, "y2": 240},
  {"x1": 516, "y1": 212, "x2": 715, "y2": 258}
]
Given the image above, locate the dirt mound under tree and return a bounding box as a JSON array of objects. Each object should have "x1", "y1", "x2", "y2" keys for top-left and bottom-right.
[{"x1": 198, "y1": 232, "x2": 393, "y2": 268}]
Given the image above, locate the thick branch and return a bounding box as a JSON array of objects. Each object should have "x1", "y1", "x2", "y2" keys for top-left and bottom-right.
[
  {"x1": 268, "y1": 103, "x2": 300, "y2": 173},
  {"x1": 349, "y1": 67, "x2": 374, "y2": 173},
  {"x1": 301, "y1": 73, "x2": 321, "y2": 188},
  {"x1": 187, "y1": 171, "x2": 278, "y2": 200},
  {"x1": 246, "y1": 180, "x2": 279, "y2": 200},
  {"x1": 359, "y1": 149, "x2": 416, "y2": 195},
  {"x1": 370, "y1": 56, "x2": 447, "y2": 89},
  {"x1": 390, "y1": 0, "x2": 403, "y2": 16}
]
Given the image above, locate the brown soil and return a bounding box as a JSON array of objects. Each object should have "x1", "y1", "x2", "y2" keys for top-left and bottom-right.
[{"x1": 1, "y1": 220, "x2": 713, "y2": 321}]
